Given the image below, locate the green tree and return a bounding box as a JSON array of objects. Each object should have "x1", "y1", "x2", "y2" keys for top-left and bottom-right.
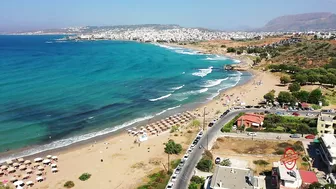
[
  {"x1": 79, "y1": 173, "x2": 91, "y2": 181},
  {"x1": 319, "y1": 75, "x2": 329, "y2": 85},
  {"x1": 326, "y1": 73, "x2": 336, "y2": 86},
  {"x1": 325, "y1": 184, "x2": 336, "y2": 189},
  {"x1": 280, "y1": 75, "x2": 291, "y2": 85},
  {"x1": 294, "y1": 74, "x2": 308, "y2": 85},
  {"x1": 188, "y1": 182, "x2": 198, "y2": 189},
  {"x1": 309, "y1": 182, "x2": 322, "y2": 189},
  {"x1": 264, "y1": 91, "x2": 275, "y2": 103},
  {"x1": 277, "y1": 91, "x2": 295, "y2": 105},
  {"x1": 190, "y1": 176, "x2": 205, "y2": 184},
  {"x1": 308, "y1": 89, "x2": 322, "y2": 104},
  {"x1": 307, "y1": 74, "x2": 319, "y2": 84},
  {"x1": 220, "y1": 159, "x2": 231, "y2": 166},
  {"x1": 64, "y1": 181, "x2": 75, "y2": 188},
  {"x1": 164, "y1": 140, "x2": 182, "y2": 154},
  {"x1": 288, "y1": 82, "x2": 301, "y2": 92},
  {"x1": 293, "y1": 90, "x2": 310, "y2": 102},
  {"x1": 196, "y1": 158, "x2": 213, "y2": 172},
  {"x1": 227, "y1": 47, "x2": 236, "y2": 53}
]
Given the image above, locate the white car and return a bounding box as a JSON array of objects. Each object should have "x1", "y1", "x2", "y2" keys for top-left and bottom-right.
[
  {"x1": 167, "y1": 182, "x2": 174, "y2": 189},
  {"x1": 187, "y1": 148, "x2": 192, "y2": 154},
  {"x1": 171, "y1": 174, "x2": 177, "y2": 182},
  {"x1": 247, "y1": 132, "x2": 257, "y2": 136},
  {"x1": 183, "y1": 154, "x2": 189, "y2": 161}
]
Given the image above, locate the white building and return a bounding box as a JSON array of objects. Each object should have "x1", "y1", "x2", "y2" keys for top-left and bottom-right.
[
  {"x1": 272, "y1": 161, "x2": 302, "y2": 189},
  {"x1": 319, "y1": 134, "x2": 336, "y2": 183}
]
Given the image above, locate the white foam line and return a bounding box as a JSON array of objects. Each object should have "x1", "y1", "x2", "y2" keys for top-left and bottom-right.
[{"x1": 149, "y1": 94, "x2": 172, "y2": 102}]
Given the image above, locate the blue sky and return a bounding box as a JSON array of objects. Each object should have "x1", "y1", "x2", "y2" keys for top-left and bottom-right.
[{"x1": 1, "y1": 0, "x2": 335, "y2": 32}]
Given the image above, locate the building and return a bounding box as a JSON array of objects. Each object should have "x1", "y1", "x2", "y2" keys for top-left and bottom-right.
[
  {"x1": 207, "y1": 165, "x2": 265, "y2": 189},
  {"x1": 317, "y1": 113, "x2": 336, "y2": 136},
  {"x1": 299, "y1": 170, "x2": 318, "y2": 187},
  {"x1": 236, "y1": 113, "x2": 265, "y2": 130},
  {"x1": 319, "y1": 134, "x2": 336, "y2": 174},
  {"x1": 271, "y1": 161, "x2": 302, "y2": 189}
]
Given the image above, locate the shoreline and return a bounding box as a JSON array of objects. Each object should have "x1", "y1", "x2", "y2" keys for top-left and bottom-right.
[{"x1": 0, "y1": 42, "x2": 252, "y2": 163}]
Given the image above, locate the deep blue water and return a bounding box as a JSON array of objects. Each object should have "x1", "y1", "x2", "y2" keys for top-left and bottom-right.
[{"x1": 0, "y1": 35, "x2": 250, "y2": 159}]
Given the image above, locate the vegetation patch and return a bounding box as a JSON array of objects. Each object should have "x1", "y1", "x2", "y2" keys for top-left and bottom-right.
[
  {"x1": 137, "y1": 170, "x2": 171, "y2": 189},
  {"x1": 79, "y1": 173, "x2": 91, "y2": 181},
  {"x1": 64, "y1": 181, "x2": 75, "y2": 188},
  {"x1": 164, "y1": 140, "x2": 182, "y2": 155},
  {"x1": 221, "y1": 112, "x2": 244, "y2": 132}
]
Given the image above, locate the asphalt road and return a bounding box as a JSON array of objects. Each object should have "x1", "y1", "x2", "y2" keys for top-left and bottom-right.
[{"x1": 172, "y1": 108, "x2": 319, "y2": 189}]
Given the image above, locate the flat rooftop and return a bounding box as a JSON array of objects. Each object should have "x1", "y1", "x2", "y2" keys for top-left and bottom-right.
[
  {"x1": 321, "y1": 134, "x2": 336, "y2": 157},
  {"x1": 273, "y1": 161, "x2": 301, "y2": 182}
]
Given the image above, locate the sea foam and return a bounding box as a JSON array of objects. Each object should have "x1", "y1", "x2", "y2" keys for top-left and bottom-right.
[
  {"x1": 192, "y1": 66, "x2": 213, "y2": 77},
  {"x1": 155, "y1": 105, "x2": 181, "y2": 116},
  {"x1": 171, "y1": 85, "x2": 184, "y2": 90},
  {"x1": 202, "y1": 78, "x2": 228, "y2": 88},
  {"x1": 149, "y1": 94, "x2": 172, "y2": 102}
]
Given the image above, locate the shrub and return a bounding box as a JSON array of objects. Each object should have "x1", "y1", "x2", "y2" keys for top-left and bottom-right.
[
  {"x1": 190, "y1": 120, "x2": 201, "y2": 127},
  {"x1": 273, "y1": 149, "x2": 285, "y2": 155},
  {"x1": 171, "y1": 159, "x2": 181, "y2": 169},
  {"x1": 64, "y1": 181, "x2": 75, "y2": 188},
  {"x1": 204, "y1": 150, "x2": 213, "y2": 160},
  {"x1": 220, "y1": 159, "x2": 231, "y2": 166},
  {"x1": 79, "y1": 173, "x2": 91, "y2": 181},
  {"x1": 190, "y1": 176, "x2": 205, "y2": 184},
  {"x1": 188, "y1": 182, "x2": 198, "y2": 189},
  {"x1": 170, "y1": 125, "x2": 179, "y2": 133},
  {"x1": 164, "y1": 140, "x2": 182, "y2": 154},
  {"x1": 288, "y1": 82, "x2": 301, "y2": 92},
  {"x1": 253, "y1": 160, "x2": 269, "y2": 166},
  {"x1": 196, "y1": 158, "x2": 212, "y2": 172}
]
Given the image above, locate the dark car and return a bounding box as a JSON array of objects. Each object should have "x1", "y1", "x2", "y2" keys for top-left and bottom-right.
[
  {"x1": 290, "y1": 134, "x2": 300, "y2": 138},
  {"x1": 245, "y1": 105, "x2": 253, "y2": 108},
  {"x1": 215, "y1": 157, "x2": 221, "y2": 164},
  {"x1": 264, "y1": 110, "x2": 271, "y2": 114},
  {"x1": 305, "y1": 135, "x2": 315, "y2": 139},
  {"x1": 292, "y1": 112, "x2": 300, "y2": 116},
  {"x1": 208, "y1": 122, "x2": 214, "y2": 127}
]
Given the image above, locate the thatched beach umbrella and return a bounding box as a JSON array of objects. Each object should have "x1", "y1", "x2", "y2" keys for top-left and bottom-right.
[
  {"x1": 26, "y1": 181, "x2": 34, "y2": 186},
  {"x1": 10, "y1": 177, "x2": 18, "y2": 183},
  {"x1": 26, "y1": 169, "x2": 33, "y2": 174},
  {"x1": 46, "y1": 155, "x2": 52, "y2": 159},
  {"x1": 51, "y1": 168, "x2": 58, "y2": 173},
  {"x1": 24, "y1": 160, "x2": 31, "y2": 165},
  {"x1": 51, "y1": 164, "x2": 57, "y2": 168},
  {"x1": 37, "y1": 166, "x2": 44, "y2": 171},
  {"x1": 13, "y1": 163, "x2": 19, "y2": 168},
  {"x1": 19, "y1": 165, "x2": 26, "y2": 170},
  {"x1": 1, "y1": 165, "x2": 8, "y2": 170},
  {"x1": 22, "y1": 174, "x2": 30, "y2": 179},
  {"x1": 36, "y1": 171, "x2": 43, "y2": 176},
  {"x1": 8, "y1": 167, "x2": 15, "y2": 173},
  {"x1": 6, "y1": 160, "x2": 13, "y2": 165},
  {"x1": 17, "y1": 158, "x2": 24, "y2": 163},
  {"x1": 52, "y1": 156, "x2": 58, "y2": 160},
  {"x1": 33, "y1": 163, "x2": 39, "y2": 168}
]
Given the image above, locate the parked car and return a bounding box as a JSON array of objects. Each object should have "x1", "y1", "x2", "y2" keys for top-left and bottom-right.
[
  {"x1": 187, "y1": 148, "x2": 192, "y2": 154},
  {"x1": 292, "y1": 112, "x2": 300, "y2": 116},
  {"x1": 198, "y1": 131, "x2": 203, "y2": 136},
  {"x1": 208, "y1": 122, "x2": 214, "y2": 127},
  {"x1": 245, "y1": 105, "x2": 253, "y2": 108},
  {"x1": 179, "y1": 160, "x2": 185, "y2": 168},
  {"x1": 247, "y1": 132, "x2": 257, "y2": 136},
  {"x1": 183, "y1": 154, "x2": 189, "y2": 161},
  {"x1": 289, "y1": 134, "x2": 300, "y2": 138},
  {"x1": 175, "y1": 167, "x2": 181, "y2": 174},
  {"x1": 264, "y1": 110, "x2": 271, "y2": 114},
  {"x1": 171, "y1": 174, "x2": 177, "y2": 182},
  {"x1": 316, "y1": 149, "x2": 321, "y2": 155},
  {"x1": 166, "y1": 182, "x2": 174, "y2": 189},
  {"x1": 305, "y1": 135, "x2": 315, "y2": 139},
  {"x1": 215, "y1": 157, "x2": 221, "y2": 164}
]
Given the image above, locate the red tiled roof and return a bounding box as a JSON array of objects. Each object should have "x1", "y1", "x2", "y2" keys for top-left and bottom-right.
[
  {"x1": 237, "y1": 113, "x2": 265, "y2": 124},
  {"x1": 301, "y1": 103, "x2": 310, "y2": 108},
  {"x1": 299, "y1": 170, "x2": 318, "y2": 184}
]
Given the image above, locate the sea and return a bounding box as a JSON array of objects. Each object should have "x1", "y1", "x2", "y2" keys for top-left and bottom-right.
[{"x1": 0, "y1": 35, "x2": 251, "y2": 162}]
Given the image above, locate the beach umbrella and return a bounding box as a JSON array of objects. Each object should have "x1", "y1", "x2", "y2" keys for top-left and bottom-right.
[
  {"x1": 36, "y1": 176, "x2": 43, "y2": 182},
  {"x1": 1, "y1": 165, "x2": 8, "y2": 170},
  {"x1": 26, "y1": 169, "x2": 32, "y2": 174},
  {"x1": 51, "y1": 164, "x2": 57, "y2": 168},
  {"x1": 6, "y1": 160, "x2": 13, "y2": 165},
  {"x1": 8, "y1": 167, "x2": 15, "y2": 173},
  {"x1": 19, "y1": 165, "x2": 26, "y2": 170},
  {"x1": 17, "y1": 158, "x2": 24, "y2": 163},
  {"x1": 22, "y1": 174, "x2": 30, "y2": 179},
  {"x1": 0, "y1": 171, "x2": 3, "y2": 176},
  {"x1": 46, "y1": 155, "x2": 52, "y2": 159},
  {"x1": 180, "y1": 119, "x2": 185, "y2": 123},
  {"x1": 52, "y1": 156, "x2": 58, "y2": 160},
  {"x1": 13, "y1": 163, "x2": 19, "y2": 168},
  {"x1": 36, "y1": 171, "x2": 43, "y2": 176},
  {"x1": 37, "y1": 166, "x2": 44, "y2": 171},
  {"x1": 10, "y1": 177, "x2": 18, "y2": 183},
  {"x1": 51, "y1": 168, "x2": 58, "y2": 173},
  {"x1": 34, "y1": 157, "x2": 43, "y2": 162},
  {"x1": 33, "y1": 163, "x2": 39, "y2": 167},
  {"x1": 24, "y1": 160, "x2": 31, "y2": 165},
  {"x1": 14, "y1": 180, "x2": 24, "y2": 187},
  {"x1": 26, "y1": 181, "x2": 34, "y2": 186},
  {"x1": 42, "y1": 159, "x2": 51, "y2": 164}
]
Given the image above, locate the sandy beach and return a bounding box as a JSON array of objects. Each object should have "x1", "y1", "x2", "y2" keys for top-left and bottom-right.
[{"x1": 0, "y1": 45, "x2": 286, "y2": 189}]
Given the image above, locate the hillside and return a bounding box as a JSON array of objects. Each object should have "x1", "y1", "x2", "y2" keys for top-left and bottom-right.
[{"x1": 260, "y1": 12, "x2": 336, "y2": 31}]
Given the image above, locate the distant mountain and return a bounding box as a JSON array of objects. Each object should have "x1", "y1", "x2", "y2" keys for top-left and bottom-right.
[{"x1": 260, "y1": 12, "x2": 336, "y2": 31}]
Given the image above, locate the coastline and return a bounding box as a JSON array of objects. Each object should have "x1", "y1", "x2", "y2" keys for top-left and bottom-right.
[{"x1": 0, "y1": 42, "x2": 283, "y2": 189}]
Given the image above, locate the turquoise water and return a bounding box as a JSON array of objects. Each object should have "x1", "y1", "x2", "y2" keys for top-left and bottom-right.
[{"x1": 0, "y1": 35, "x2": 250, "y2": 160}]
